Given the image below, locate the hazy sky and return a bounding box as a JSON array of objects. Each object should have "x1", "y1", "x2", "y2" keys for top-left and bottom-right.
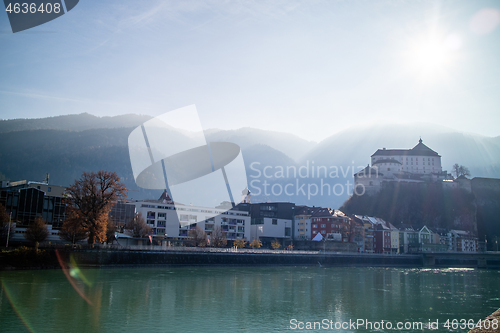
[{"x1": 1, "y1": 0, "x2": 499, "y2": 142}]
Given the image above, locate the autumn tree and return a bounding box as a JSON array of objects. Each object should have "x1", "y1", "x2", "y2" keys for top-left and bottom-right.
[
  {"x1": 125, "y1": 213, "x2": 151, "y2": 238},
  {"x1": 233, "y1": 239, "x2": 246, "y2": 248},
  {"x1": 250, "y1": 239, "x2": 262, "y2": 248},
  {"x1": 188, "y1": 226, "x2": 207, "y2": 247},
  {"x1": 25, "y1": 216, "x2": 49, "y2": 251},
  {"x1": 210, "y1": 225, "x2": 227, "y2": 248},
  {"x1": 64, "y1": 171, "x2": 127, "y2": 246},
  {"x1": 0, "y1": 203, "x2": 15, "y2": 245},
  {"x1": 271, "y1": 239, "x2": 281, "y2": 250},
  {"x1": 59, "y1": 211, "x2": 88, "y2": 244}
]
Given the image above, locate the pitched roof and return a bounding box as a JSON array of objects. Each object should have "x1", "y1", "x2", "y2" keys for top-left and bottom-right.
[
  {"x1": 354, "y1": 165, "x2": 384, "y2": 177},
  {"x1": 295, "y1": 206, "x2": 322, "y2": 216},
  {"x1": 311, "y1": 208, "x2": 345, "y2": 218},
  {"x1": 371, "y1": 139, "x2": 440, "y2": 157},
  {"x1": 158, "y1": 190, "x2": 173, "y2": 203},
  {"x1": 372, "y1": 159, "x2": 402, "y2": 165}
]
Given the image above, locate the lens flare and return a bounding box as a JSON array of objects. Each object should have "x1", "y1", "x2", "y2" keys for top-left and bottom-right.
[
  {"x1": 55, "y1": 249, "x2": 93, "y2": 305},
  {"x1": 1, "y1": 279, "x2": 36, "y2": 333}
]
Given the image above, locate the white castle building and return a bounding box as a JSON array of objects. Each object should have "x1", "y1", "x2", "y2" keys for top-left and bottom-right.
[{"x1": 354, "y1": 139, "x2": 449, "y2": 193}]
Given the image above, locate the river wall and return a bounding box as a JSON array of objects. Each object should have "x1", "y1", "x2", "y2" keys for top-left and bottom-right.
[
  {"x1": 3, "y1": 248, "x2": 500, "y2": 270},
  {"x1": 63, "y1": 250, "x2": 500, "y2": 269}
]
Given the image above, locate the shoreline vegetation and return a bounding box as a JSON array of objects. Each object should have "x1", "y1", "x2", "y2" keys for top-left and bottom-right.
[{"x1": 2, "y1": 246, "x2": 500, "y2": 271}]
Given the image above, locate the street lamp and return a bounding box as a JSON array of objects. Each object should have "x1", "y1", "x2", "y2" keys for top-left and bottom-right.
[
  {"x1": 5, "y1": 212, "x2": 12, "y2": 248},
  {"x1": 283, "y1": 220, "x2": 287, "y2": 248}
]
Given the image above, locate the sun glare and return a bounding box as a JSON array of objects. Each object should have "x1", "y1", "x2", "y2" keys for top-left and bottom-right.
[
  {"x1": 404, "y1": 33, "x2": 461, "y2": 82},
  {"x1": 413, "y1": 41, "x2": 447, "y2": 71}
]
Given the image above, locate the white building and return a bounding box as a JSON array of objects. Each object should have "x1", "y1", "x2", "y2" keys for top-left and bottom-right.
[
  {"x1": 132, "y1": 191, "x2": 251, "y2": 241},
  {"x1": 249, "y1": 217, "x2": 292, "y2": 242},
  {"x1": 355, "y1": 139, "x2": 448, "y2": 193},
  {"x1": 371, "y1": 138, "x2": 442, "y2": 175}
]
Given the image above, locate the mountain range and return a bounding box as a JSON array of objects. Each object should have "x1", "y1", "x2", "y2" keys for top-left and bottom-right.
[{"x1": 0, "y1": 113, "x2": 499, "y2": 209}]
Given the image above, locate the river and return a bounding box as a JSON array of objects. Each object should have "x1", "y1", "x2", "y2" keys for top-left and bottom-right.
[{"x1": 1, "y1": 266, "x2": 499, "y2": 332}]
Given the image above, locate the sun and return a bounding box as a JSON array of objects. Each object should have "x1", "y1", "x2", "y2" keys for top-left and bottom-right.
[
  {"x1": 412, "y1": 41, "x2": 448, "y2": 71},
  {"x1": 404, "y1": 33, "x2": 460, "y2": 82}
]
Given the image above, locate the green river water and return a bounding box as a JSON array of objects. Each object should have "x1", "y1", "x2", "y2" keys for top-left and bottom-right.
[{"x1": 1, "y1": 266, "x2": 499, "y2": 332}]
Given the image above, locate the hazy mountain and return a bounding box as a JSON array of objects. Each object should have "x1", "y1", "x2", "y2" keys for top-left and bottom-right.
[
  {"x1": 0, "y1": 113, "x2": 152, "y2": 133},
  {"x1": 302, "y1": 122, "x2": 500, "y2": 178},
  {"x1": 0, "y1": 114, "x2": 499, "y2": 210},
  {"x1": 206, "y1": 127, "x2": 316, "y2": 161}
]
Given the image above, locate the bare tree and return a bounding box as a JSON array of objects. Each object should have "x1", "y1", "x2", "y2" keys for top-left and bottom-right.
[
  {"x1": 211, "y1": 225, "x2": 227, "y2": 248},
  {"x1": 125, "y1": 213, "x2": 151, "y2": 238},
  {"x1": 453, "y1": 164, "x2": 471, "y2": 178},
  {"x1": 188, "y1": 226, "x2": 207, "y2": 247},
  {"x1": 459, "y1": 165, "x2": 471, "y2": 178},
  {"x1": 25, "y1": 216, "x2": 49, "y2": 251},
  {"x1": 64, "y1": 171, "x2": 127, "y2": 246}
]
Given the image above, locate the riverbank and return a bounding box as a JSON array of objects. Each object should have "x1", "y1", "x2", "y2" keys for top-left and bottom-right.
[
  {"x1": 468, "y1": 308, "x2": 500, "y2": 333},
  {"x1": 2, "y1": 247, "x2": 500, "y2": 270}
]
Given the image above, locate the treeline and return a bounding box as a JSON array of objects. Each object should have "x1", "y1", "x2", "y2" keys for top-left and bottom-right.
[{"x1": 340, "y1": 182, "x2": 477, "y2": 232}]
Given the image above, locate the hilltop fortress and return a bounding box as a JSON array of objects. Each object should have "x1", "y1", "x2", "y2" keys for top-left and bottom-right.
[
  {"x1": 353, "y1": 138, "x2": 500, "y2": 196},
  {"x1": 354, "y1": 138, "x2": 452, "y2": 194}
]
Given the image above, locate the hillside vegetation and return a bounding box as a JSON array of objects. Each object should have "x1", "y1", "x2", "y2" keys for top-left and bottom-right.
[{"x1": 340, "y1": 182, "x2": 477, "y2": 232}]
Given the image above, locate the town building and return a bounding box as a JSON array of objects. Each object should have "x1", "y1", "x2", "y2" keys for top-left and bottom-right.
[
  {"x1": 109, "y1": 201, "x2": 137, "y2": 229},
  {"x1": 131, "y1": 190, "x2": 251, "y2": 242},
  {"x1": 450, "y1": 229, "x2": 478, "y2": 252},
  {"x1": 311, "y1": 208, "x2": 349, "y2": 242},
  {"x1": 236, "y1": 202, "x2": 295, "y2": 243},
  {"x1": 348, "y1": 217, "x2": 365, "y2": 252},
  {"x1": 0, "y1": 179, "x2": 67, "y2": 242},
  {"x1": 398, "y1": 225, "x2": 419, "y2": 253},
  {"x1": 294, "y1": 206, "x2": 321, "y2": 240}
]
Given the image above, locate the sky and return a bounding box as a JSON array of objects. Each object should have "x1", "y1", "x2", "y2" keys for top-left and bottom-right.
[{"x1": 0, "y1": 0, "x2": 499, "y2": 142}]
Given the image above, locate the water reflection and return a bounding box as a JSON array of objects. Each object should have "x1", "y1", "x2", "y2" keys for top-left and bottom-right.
[{"x1": 1, "y1": 267, "x2": 499, "y2": 332}]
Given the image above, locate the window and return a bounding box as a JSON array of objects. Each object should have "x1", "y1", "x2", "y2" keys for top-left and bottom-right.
[
  {"x1": 312, "y1": 224, "x2": 317, "y2": 228},
  {"x1": 321, "y1": 224, "x2": 326, "y2": 228},
  {"x1": 272, "y1": 219, "x2": 277, "y2": 225}
]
